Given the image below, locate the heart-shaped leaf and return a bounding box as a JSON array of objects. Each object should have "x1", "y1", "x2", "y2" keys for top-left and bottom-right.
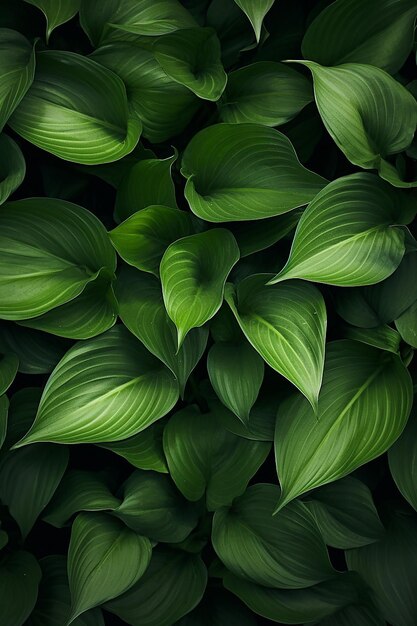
[
  {"x1": 0, "y1": 134, "x2": 25, "y2": 205},
  {"x1": 160, "y1": 229, "x2": 239, "y2": 347},
  {"x1": 0, "y1": 28, "x2": 35, "y2": 131},
  {"x1": 181, "y1": 123, "x2": 327, "y2": 221},
  {"x1": 233, "y1": 0, "x2": 275, "y2": 42},
  {"x1": 24, "y1": 0, "x2": 80, "y2": 42},
  {"x1": 388, "y1": 405, "x2": 417, "y2": 512},
  {"x1": 0, "y1": 551, "x2": 41, "y2": 626},
  {"x1": 275, "y1": 340, "x2": 413, "y2": 510},
  {"x1": 14, "y1": 326, "x2": 179, "y2": 446}
]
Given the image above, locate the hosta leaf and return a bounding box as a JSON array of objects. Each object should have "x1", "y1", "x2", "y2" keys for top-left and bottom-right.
[
  {"x1": 300, "y1": 61, "x2": 417, "y2": 179},
  {"x1": 0, "y1": 323, "x2": 70, "y2": 374},
  {"x1": 43, "y1": 470, "x2": 121, "y2": 528},
  {"x1": 153, "y1": 27, "x2": 226, "y2": 101},
  {"x1": 343, "y1": 324, "x2": 401, "y2": 354},
  {"x1": 218, "y1": 62, "x2": 312, "y2": 126},
  {"x1": 163, "y1": 404, "x2": 270, "y2": 510},
  {"x1": 91, "y1": 42, "x2": 199, "y2": 144},
  {"x1": 110, "y1": 206, "x2": 194, "y2": 275},
  {"x1": 14, "y1": 326, "x2": 179, "y2": 446},
  {"x1": 67, "y1": 512, "x2": 152, "y2": 623},
  {"x1": 117, "y1": 267, "x2": 208, "y2": 395},
  {"x1": 80, "y1": 0, "x2": 196, "y2": 46},
  {"x1": 0, "y1": 394, "x2": 8, "y2": 449},
  {"x1": 0, "y1": 352, "x2": 18, "y2": 395},
  {"x1": 270, "y1": 174, "x2": 412, "y2": 286},
  {"x1": 105, "y1": 546, "x2": 207, "y2": 626},
  {"x1": 0, "y1": 443, "x2": 68, "y2": 538},
  {"x1": 302, "y1": 0, "x2": 417, "y2": 74},
  {"x1": 233, "y1": 0, "x2": 275, "y2": 42},
  {"x1": 388, "y1": 406, "x2": 417, "y2": 511},
  {"x1": 0, "y1": 551, "x2": 41, "y2": 626},
  {"x1": 230, "y1": 210, "x2": 302, "y2": 258},
  {"x1": 225, "y1": 274, "x2": 326, "y2": 410},
  {"x1": 304, "y1": 477, "x2": 385, "y2": 549},
  {"x1": 212, "y1": 483, "x2": 334, "y2": 589},
  {"x1": 24, "y1": 0, "x2": 80, "y2": 41},
  {"x1": 0, "y1": 134, "x2": 25, "y2": 205},
  {"x1": 396, "y1": 301, "x2": 417, "y2": 348},
  {"x1": 275, "y1": 340, "x2": 413, "y2": 510},
  {"x1": 160, "y1": 229, "x2": 239, "y2": 347},
  {"x1": 0, "y1": 28, "x2": 35, "y2": 131},
  {"x1": 0, "y1": 198, "x2": 116, "y2": 320},
  {"x1": 207, "y1": 339, "x2": 264, "y2": 423},
  {"x1": 182, "y1": 123, "x2": 326, "y2": 222},
  {"x1": 9, "y1": 51, "x2": 141, "y2": 165},
  {"x1": 113, "y1": 469, "x2": 199, "y2": 542},
  {"x1": 346, "y1": 509, "x2": 417, "y2": 626}
]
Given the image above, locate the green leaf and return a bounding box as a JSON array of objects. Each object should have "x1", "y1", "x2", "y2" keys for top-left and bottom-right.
[
  {"x1": 218, "y1": 62, "x2": 312, "y2": 126},
  {"x1": 304, "y1": 476, "x2": 385, "y2": 549},
  {"x1": 0, "y1": 551, "x2": 41, "y2": 626},
  {"x1": 396, "y1": 301, "x2": 417, "y2": 348},
  {"x1": 91, "y1": 42, "x2": 199, "y2": 143},
  {"x1": 342, "y1": 324, "x2": 402, "y2": 354},
  {"x1": 302, "y1": 0, "x2": 417, "y2": 74},
  {"x1": 346, "y1": 509, "x2": 417, "y2": 626},
  {"x1": 114, "y1": 157, "x2": 178, "y2": 222},
  {"x1": 9, "y1": 51, "x2": 141, "y2": 165},
  {"x1": 0, "y1": 134, "x2": 25, "y2": 205},
  {"x1": 230, "y1": 210, "x2": 302, "y2": 258},
  {"x1": 113, "y1": 469, "x2": 199, "y2": 542},
  {"x1": 0, "y1": 198, "x2": 116, "y2": 321},
  {"x1": 0, "y1": 323, "x2": 70, "y2": 374},
  {"x1": 0, "y1": 394, "x2": 8, "y2": 450},
  {"x1": 275, "y1": 340, "x2": 413, "y2": 510},
  {"x1": 207, "y1": 339, "x2": 264, "y2": 423},
  {"x1": 233, "y1": 0, "x2": 275, "y2": 42},
  {"x1": 105, "y1": 546, "x2": 207, "y2": 626},
  {"x1": 160, "y1": 229, "x2": 239, "y2": 347},
  {"x1": 225, "y1": 274, "x2": 326, "y2": 410},
  {"x1": 0, "y1": 28, "x2": 35, "y2": 131},
  {"x1": 299, "y1": 61, "x2": 417, "y2": 179},
  {"x1": 0, "y1": 352, "x2": 18, "y2": 395},
  {"x1": 388, "y1": 405, "x2": 417, "y2": 512},
  {"x1": 181, "y1": 123, "x2": 327, "y2": 222},
  {"x1": 43, "y1": 470, "x2": 121, "y2": 528},
  {"x1": 0, "y1": 443, "x2": 68, "y2": 538},
  {"x1": 212, "y1": 483, "x2": 334, "y2": 588},
  {"x1": 116, "y1": 267, "x2": 208, "y2": 395},
  {"x1": 152, "y1": 27, "x2": 226, "y2": 101},
  {"x1": 24, "y1": 0, "x2": 80, "y2": 42},
  {"x1": 110, "y1": 206, "x2": 194, "y2": 275},
  {"x1": 67, "y1": 512, "x2": 152, "y2": 623},
  {"x1": 80, "y1": 0, "x2": 196, "y2": 46},
  {"x1": 270, "y1": 173, "x2": 413, "y2": 286},
  {"x1": 163, "y1": 404, "x2": 271, "y2": 510},
  {"x1": 14, "y1": 326, "x2": 179, "y2": 446}
]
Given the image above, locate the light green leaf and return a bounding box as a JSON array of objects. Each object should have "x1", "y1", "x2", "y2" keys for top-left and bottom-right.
[
  {"x1": 304, "y1": 476, "x2": 385, "y2": 549},
  {"x1": 113, "y1": 469, "x2": 199, "y2": 542},
  {"x1": 299, "y1": 61, "x2": 417, "y2": 179},
  {"x1": 0, "y1": 352, "x2": 19, "y2": 395},
  {"x1": 110, "y1": 206, "x2": 194, "y2": 275},
  {"x1": 14, "y1": 326, "x2": 179, "y2": 446},
  {"x1": 275, "y1": 340, "x2": 413, "y2": 510},
  {"x1": 0, "y1": 323, "x2": 70, "y2": 374},
  {"x1": 160, "y1": 229, "x2": 239, "y2": 347},
  {"x1": 0, "y1": 134, "x2": 25, "y2": 205},
  {"x1": 270, "y1": 173, "x2": 413, "y2": 286},
  {"x1": 207, "y1": 339, "x2": 264, "y2": 423},
  {"x1": 225, "y1": 274, "x2": 326, "y2": 410},
  {"x1": 302, "y1": 0, "x2": 417, "y2": 74},
  {"x1": 230, "y1": 210, "x2": 302, "y2": 258},
  {"x1": 116, "y1": 267, "x2": 208, "y2": 395},
  {"x1": 388, "y1": 405, "x2": 417, "y2": 512},
  {"x1": 343, "y1": 324, "x2": 401, "y2": 354},
  {"x1": 0, "y1": 28, "x2": 35, "y2": 131},
  {"x1": 0, "y1": 394, "x2": 8, "y2": 450},
  {"x1": 67, "y1": 512, "x2": 152, "y2": 623},
  {"x1": 153, "y1": 27, "x2": 226, "y2": 101},
  {"x1": 91, "y1": 42, "x2": 199, "y2": 144},
  {"x1": 24, "y1": 0, "x2": 80, "y2": 42},
  {"x1": 396, "y1": 301, "x2": 417, "y2": 348},
  {"x1": 0, "y1": 551, "x2": 41, "y2": 626},
  {"x1": 218, "y1": 62, "x2": 312, "y2": 126},
  {"x1": 233, "y1": 0, "x2": 275, "y2": 42},
  {"x1": 181, "y1": 123, "x2": 327, "y2": 222},
  {"x1": 163, "y1": 404, "x2": 271, "y2": 510},
  {"x1": 212, "y1": 483, "x2": 334, "y2": 588},
  {"x1": 0, "y1": 198, "x2": 116, "y2": 321},
  {"x1": 0, "y1": 443, "x2": 68, "y2": 538},
  {"x1": 43, "y1": 470, "x2": 121, "y2": 528},
  {"x1": 9, "y1": 51, "x2": 141, "y2": 165},
  {"x1": 114, "y1": 157, "x2": 178, "y2": 222},
  {"x1": 105, "y1": 546, "x2": 207, "y2": 626}
]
